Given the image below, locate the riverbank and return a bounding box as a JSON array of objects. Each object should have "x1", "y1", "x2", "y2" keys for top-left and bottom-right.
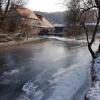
[
  {"x1": 0, "y1": 37, "x2": 47, "y2": 48},
  {"x1": 86, "y1": 53, "x2": 100, "y2": 100},
  {"x1": 0, "y1": 35, "x2": 99, "y2": 49}
]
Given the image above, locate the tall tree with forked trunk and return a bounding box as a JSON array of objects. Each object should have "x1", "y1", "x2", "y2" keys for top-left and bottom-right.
[{"x1": 65, "y1": 0, "x2": 100, "y2": 59}]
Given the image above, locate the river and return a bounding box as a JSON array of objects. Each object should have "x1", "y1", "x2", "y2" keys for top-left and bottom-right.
[{"x1": 0, "y1": 37, "x2": 91, "y2": 100}]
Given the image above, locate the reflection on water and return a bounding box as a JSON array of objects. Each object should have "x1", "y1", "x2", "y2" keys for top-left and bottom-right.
[{"x1": 0, "y1": 39, "x2": 91, "y2": 100}]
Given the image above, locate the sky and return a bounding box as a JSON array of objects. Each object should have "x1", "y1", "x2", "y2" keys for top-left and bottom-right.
[{"x1": 26, "y1": 0, "x2": 66, "y2": 12}]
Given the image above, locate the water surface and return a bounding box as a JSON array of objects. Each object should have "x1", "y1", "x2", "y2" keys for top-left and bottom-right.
[{"x1": 0, "y1": 38, "x2": 91, "y2": 100}]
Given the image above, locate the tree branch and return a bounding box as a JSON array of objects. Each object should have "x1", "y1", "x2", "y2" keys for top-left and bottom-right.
[
  {"x1": 80, "y1": 6, "x2": 97, "y2": 17},
  {"x1": 80, "y1": 21, "x2": 89, "y2": 43},
  {"x1": 90, "y1": 9, "x2": 100, "y2": 45}
]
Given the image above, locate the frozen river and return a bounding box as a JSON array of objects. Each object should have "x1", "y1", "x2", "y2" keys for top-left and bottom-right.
[{"x1": 0, "y1": 37, "x2": 92, "y2": 100}]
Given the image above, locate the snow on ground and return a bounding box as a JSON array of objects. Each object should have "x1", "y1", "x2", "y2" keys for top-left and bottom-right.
[
  {"x1": 86, "y1": 53, "x2": 100, "y2": 100},
  {"x1": 46, "y1": 36, "x2": 86, "y2": 42},
  {"x1": 16, "y1": 63, "x2": 91, "y2": 100}
]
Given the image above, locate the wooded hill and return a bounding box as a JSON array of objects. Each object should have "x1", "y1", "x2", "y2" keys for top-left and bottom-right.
[{"x1": 35, "y1": 11, "x2": 65, "y2": 24}]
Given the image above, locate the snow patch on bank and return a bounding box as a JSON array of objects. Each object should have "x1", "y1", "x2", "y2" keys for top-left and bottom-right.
[
  {"x1": 86, "y1": 53, "x2": 100, "y2": 100},
  {"x1": 87, "y1": 82, "x2": 100, "y2": 100}
]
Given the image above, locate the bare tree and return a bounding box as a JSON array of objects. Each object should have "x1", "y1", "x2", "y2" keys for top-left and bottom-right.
[
  {"x1": 65, "y1": 0, "x2": 100, "y2": 59},
  {"x1": 0, "y1": 0, "x2": 3, "y2": 12},
  {"x1": 80, "y1": 0, "x2": 100, "y2": 58},
  {"x1": 0, "y1": 0, "x2": 27, "y2": 27},
  {"x1": 65, "y1": 0, "x2": 83, "y2": 38}
]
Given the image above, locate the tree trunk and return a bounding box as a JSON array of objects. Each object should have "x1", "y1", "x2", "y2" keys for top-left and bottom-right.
[
  {"x1": 0, "y1": 0, "x2": 11, "y2": 28},
  {"x1": 0, "y1": 0, "x2": 2, "y2": 12},
  {"x1": 88, "y1": 43, "x2": 95, "y2": 58},
  {"x1": 98, "y1": 44, "x2": 100, "y2": 52}
]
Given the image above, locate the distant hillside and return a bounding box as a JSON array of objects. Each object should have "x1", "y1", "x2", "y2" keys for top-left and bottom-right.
[{"x1": 35, "y1": 11, "x2": 65, "y2": 24}]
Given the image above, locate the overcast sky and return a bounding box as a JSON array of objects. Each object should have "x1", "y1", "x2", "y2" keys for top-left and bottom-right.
[{"x1": 26, "y1": 0, "x2": 66, "y2": 12}]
